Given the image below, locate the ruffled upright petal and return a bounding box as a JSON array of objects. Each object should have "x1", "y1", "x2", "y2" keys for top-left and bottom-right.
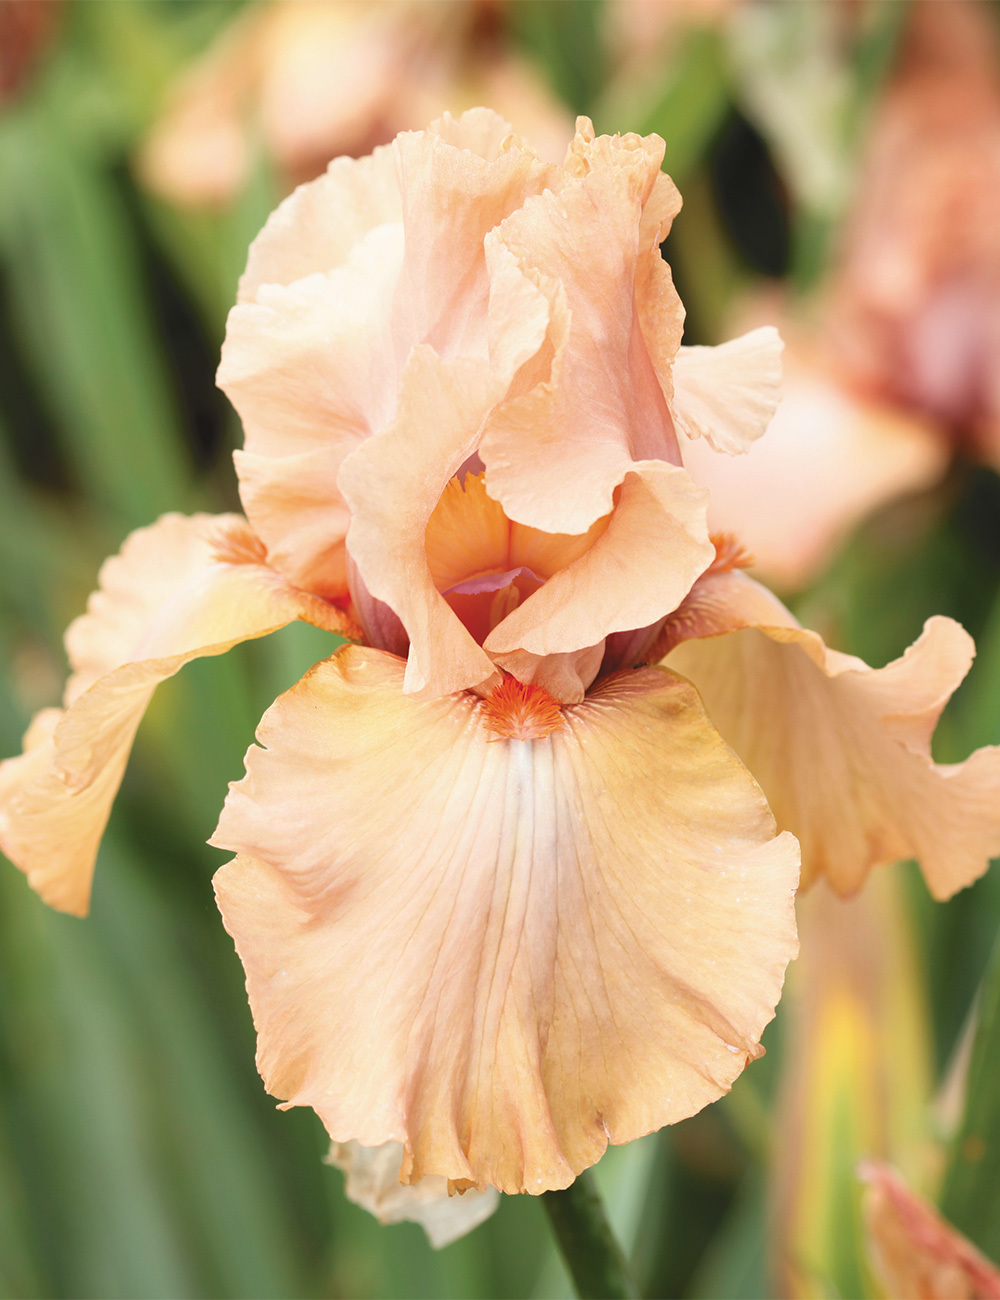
[
  {"x1": 668, "y1": 599, "x2": 1000, "y2": 898},
  {"x1": 222, "y1": 109, "x2": 554, "y2": 610},
  {"x1": 0, "y1": 514, "x2": 354, "y2": 916},
  {"x1": 221, "y1": 224, "x2": 404, "y2": 599},
  {"x1": 212, "y1": 646, "x2": 799, "y2": 1194},
  {"x1": 480, "y1": 123, "x2": 685, "y2": 536},
  {"x1": 390, "y1": 109, "x2": 554, "y2": 357},
  {"x1": 238, "y1": 145, "x2": 402, "y2": 300},
  {"x1": 339, "y1": 349, "x2": 509, "y2": 697}
]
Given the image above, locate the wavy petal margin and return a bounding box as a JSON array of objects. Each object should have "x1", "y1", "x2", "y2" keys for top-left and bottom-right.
[
  {"x1": 0, "y1": 514, "x2": 354, "y2": 916},
  {"x1": 212, "y1": 646, "x2": 799, "y2": 1194},
  {"x1": 222, "y1": 110, "x2": 554, "y2": 604},
  {"x1": 671, "y1": 327, "x2": 784, "y2": 455},
  {"x1": 678, "y1": 361, "x2": 947, "y2": 589},
  {"x1": 667, "y1": 585, "x2": 1000, "y2": 898},
  {"x1": 480, "y1": 124, "x2": 685, "y2": 536}
]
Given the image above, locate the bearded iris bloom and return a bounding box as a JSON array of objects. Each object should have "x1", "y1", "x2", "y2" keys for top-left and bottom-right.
[{"x1": 1, "y1": 112, "x2": 998, "y2": 1206}]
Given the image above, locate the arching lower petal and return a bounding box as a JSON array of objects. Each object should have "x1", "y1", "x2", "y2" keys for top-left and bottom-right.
[
  {"x1": 211, "y1": 646, "x2": 799, "y2": 1195},
  {"x1": 671, "y1": 327, "x2": 784, "y2": 455},
  {"x1": 668, "y1": 609, "x2": 1000, "y2": 898},
  {"x1": 326, "y1": 1140, "x2": 499, "y2": 1248},
  {"x1": 0, "y1": 514, "x2": 354, "y2": 916}
]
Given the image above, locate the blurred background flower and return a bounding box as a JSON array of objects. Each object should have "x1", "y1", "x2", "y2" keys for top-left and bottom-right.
[{"x1": 2, "y1": 1, "x2": 1000, "y2": 1297}]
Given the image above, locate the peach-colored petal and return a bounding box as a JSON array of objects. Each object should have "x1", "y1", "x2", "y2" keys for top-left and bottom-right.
[
  {"x1": 339, "y1": 238, "x2": 553, "y2": 695},
  {"x1": 239, "y1": 144, "x2": 402, "y2": 301},
  {"x1": 339, "y1": 348, "x2": 507, "y2": 696},
  {"x1": 486, "y1": 645, "x2": 605, "y2": 707},
  {"x1": 421, "y1": 473, "x2": 611, "y2": 698},
  {"x1": 598, "y1": 536, "x2": 783, "y2": 675},
  {"x1": 860, "y1": 1161, "x2": 1000, "y2": 1300},
  {"x1": 326, "y1": 1140, "x2": 499, "y2": 1248},
  {"x1": 422, "y1": 465, "x2": 607, "y2": 595},
  {"x1": 480, "y1": 123, "x2": 685, "y2": 535},
  {"x1": 0, "y1": 706, "x2": 135, "y2": 917},
  {"x1": 679, "y1": 361, "x2": 948, "y2": 589},
  {"x1": 484, "y1": 462, "x2": 713, "y2": 662},
  {"x1": 389, "y1": 109, "x2": 553, "y2": 358},
  {"x1": 223, "y1": 110, "x2": 553, "y2": 607},
  {"x1": 0, "y1": 514, "x2": 353, "y2": 916},
  {"x1": 668, "y1": 610, "x2": 1000, "y2": 898},
  {"x1": 671, "y1": 326, "x2": 784, "y2": 455},
  {"x1": 221, "y1": 223, "x2": 403, "y2": 599},
  {"x1": 648, "y1": 564, "x2": 797, "y2": 661},
  {"x1": 211, "y1": 646, "x2": 799, "y2": 1194}
]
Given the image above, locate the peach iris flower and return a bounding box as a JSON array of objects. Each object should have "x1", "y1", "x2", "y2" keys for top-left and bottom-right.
[{"x1": 2, "y1": 113, "x2": 999, "y2": 1200}]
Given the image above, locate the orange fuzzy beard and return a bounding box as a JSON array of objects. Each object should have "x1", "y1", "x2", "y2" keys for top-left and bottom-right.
[
  {"x1": 708, "y1": 532, "x2": 754, "y2": 574},
  {"x1": 481, "y1": 676, "x2": 564, "y2": 741}
]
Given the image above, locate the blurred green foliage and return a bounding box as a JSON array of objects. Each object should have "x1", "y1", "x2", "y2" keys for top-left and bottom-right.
[{"x1": 0, "y1": 1, "x2": 999, "y2": 1297}]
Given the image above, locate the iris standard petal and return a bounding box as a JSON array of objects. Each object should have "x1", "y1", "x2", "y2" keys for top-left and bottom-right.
[
  {"x1": 480, "y1": 125, "x2": 685, "y2": 535},
  {"x1": 238, "y1": 144, "x2": 402, "y2": 300},
  {"x1": 221, "y1": 223, "x2": 404, "y2": 598},
  {"x1": 483, "y1": 461, "x2": 713, "y2": 663}
]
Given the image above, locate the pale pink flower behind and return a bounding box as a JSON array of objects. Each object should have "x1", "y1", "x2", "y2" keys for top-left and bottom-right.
[
  {"x1": 832, "y1": 0, "x2": 1000, "y2": 461},
  {"x1": 679, "y1": 344, "x2": 947, "y2": 589},
  {"x1": 681, "y1": 0, "x2": 1000, "y2": 588},
  {"x1": 138, "y1": 0, "x2": 574, "y2": 207},
  {"x1": 860, "y1": 1162, "x2": 1000, "y2": 1300}
]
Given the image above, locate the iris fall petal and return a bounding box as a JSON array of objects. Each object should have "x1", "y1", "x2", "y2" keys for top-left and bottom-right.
[
  {"x1": 0, "y1": 513, "x2": 353, "y2": 915},
  {"x1": 211, "y1": 646, "x2": 799, "y2": 1194},
  {"x1": 668, "y1": 595, "x2": 1000, "y2": 898}
]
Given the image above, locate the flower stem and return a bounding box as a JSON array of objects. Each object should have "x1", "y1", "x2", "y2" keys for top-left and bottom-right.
[{"x1": 542, "y1": 1170, "x2": 640, "y2": 1300}]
